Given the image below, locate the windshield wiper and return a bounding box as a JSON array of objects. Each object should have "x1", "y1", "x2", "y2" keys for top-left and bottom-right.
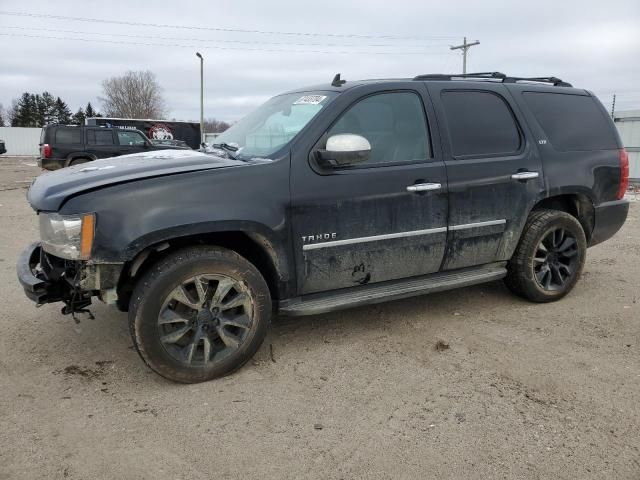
[{"x1": 210, "y1": 142, "x2": 240, "y2": 160}]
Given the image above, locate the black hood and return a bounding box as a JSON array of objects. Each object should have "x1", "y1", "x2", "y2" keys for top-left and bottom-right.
[{"x1": 28, "y1": 150, "x2": 244, "y2": 211}]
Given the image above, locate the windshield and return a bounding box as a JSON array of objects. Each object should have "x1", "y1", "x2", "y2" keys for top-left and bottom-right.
[{"x1": 212, "y1": 91, "x2": 337, "y2": 160}]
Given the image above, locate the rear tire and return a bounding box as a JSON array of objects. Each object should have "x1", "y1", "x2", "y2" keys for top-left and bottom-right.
[
  {"x1": 68, "y1": 157, "x2": 91, "y2": 167},
  {"x1": 505, "y1": 209, "x2": 586, "y2": 303},
  {"x1": 128, "y1": 246, "x2": 271, "y2": 383}
]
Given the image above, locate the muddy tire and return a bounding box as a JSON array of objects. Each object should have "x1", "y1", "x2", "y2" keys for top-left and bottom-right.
[
  {"x1": 128, "y1": 246, "x2": 271, "y2": 383},
  {"x1": 505, "y1": 209, "x2": 587, "y2": 303}
]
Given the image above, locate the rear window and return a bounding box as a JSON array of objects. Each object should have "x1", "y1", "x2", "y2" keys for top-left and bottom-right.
[
  {"x1": 441, "y1": 90, "x2": 521, "y2": 157},
  {"x1": 522, "y1": 92, "x2": 618, "y2": 151},
  {"x1": 87, "y1": 129, "x2": 115, "y2": 145},
  {"x1": 55, "y1": 128, "x2": 82, "y2": 144}
]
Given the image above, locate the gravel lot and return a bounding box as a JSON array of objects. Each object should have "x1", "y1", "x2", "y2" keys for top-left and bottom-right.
[{"x1": 1, "y1": 156, "x2": 639, "y2": 479}]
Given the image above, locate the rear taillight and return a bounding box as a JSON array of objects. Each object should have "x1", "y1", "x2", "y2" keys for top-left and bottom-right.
[
  {"x1": 41, "y1": 144, "x2": 52, "y2": 158},
  {"x1": 617, "y1": 148, "x2": 629, "y2": 200}
]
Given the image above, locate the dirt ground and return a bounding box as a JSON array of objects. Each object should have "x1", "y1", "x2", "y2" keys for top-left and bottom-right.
[{"x1": 1, "y1": 156, "x2": 639, "y2": 479}]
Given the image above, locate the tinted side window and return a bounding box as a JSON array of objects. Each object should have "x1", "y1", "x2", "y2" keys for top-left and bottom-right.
[
  {"x1": 441, "y1": 90, "x2": 521, "y2": 157},
  {"x1": 55, "y1": 128, "x2": 82, "y2": 144},
  {"x1": 328, "y1": 91, "x2": 430, "y2": 165},
  {"x1": 522, "y1": 92, "x2": 618, "y2": 151},
  {"x1": 87, "y1": 129, "x2": 114, "y2": 145},
  {"x1": 117, "y1": 130, "x2": 146, "y2": 146}
]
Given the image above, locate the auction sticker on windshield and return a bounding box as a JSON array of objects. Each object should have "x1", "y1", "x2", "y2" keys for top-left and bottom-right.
[{"x1": 293, "y1": 95, "x2": 327, "y2": 105}]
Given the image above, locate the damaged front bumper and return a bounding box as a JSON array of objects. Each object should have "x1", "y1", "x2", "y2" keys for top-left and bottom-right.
[{"x1": 16, "y1": 242, "x2": 123, "y2": 314}]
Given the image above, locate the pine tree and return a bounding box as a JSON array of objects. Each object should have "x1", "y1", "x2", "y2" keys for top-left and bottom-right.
[
  {"x1": 85, "y1": 102, "x2": 96, "y2": 118},
  {"x1": 72, "y1": 107, "x2": 86, "y2": 125},
  {"x1": 12, "y1": 93, "x2": 38, "y2": 127},
  {"x1": 38, "y1": 92, "x2": 57, "y2": 126},
  {"x1": 54, "y1": 97, "x2": 72, "y2": 124}
]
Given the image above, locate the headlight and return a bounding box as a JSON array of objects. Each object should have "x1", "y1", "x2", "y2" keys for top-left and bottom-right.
[{"x1": 39, "y1": 213, "x2": 95, "y2": 260}]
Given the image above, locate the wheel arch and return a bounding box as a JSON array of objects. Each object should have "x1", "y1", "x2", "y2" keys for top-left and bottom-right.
[
  {"x1": 116, "y1": 229, "x2": 289, "y2": 311},
  {"x1": 65, "y1": 153, "x2": 96, "y2": 167},
  {"x1": 532, "y1": 192, "x2": 595, "y2": 243}
]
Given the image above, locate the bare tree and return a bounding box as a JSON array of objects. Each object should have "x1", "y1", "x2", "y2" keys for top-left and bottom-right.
[
  {"x1": 204, "y1": 118, "x2": 231, "y2": 133},
  {"x1": 100, "y1": 71, "x2": 167, "y2": 119}
]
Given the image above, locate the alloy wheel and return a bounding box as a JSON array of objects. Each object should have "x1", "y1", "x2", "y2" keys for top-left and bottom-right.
[
  {"x1": 533, "y1": 227, "x2": 579, "y2": 291},
  {"x1": 157, "y1": 274, "x2": 254, "y2": 365}
]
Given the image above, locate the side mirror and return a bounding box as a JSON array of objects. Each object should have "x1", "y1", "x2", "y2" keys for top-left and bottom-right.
[{"x1": 316, "y1": 134, "x2": 371, "y2": 167}]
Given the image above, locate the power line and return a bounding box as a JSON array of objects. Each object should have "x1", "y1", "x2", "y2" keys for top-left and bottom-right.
[
  {"x1": 0, "y1": 32, "x2": 452, "y2": 56},
  {"x1": 1, "y1": 25, "x2": 451, "y2": 49},
  {"x1": 0, "y1": 11, "x2": 461, "y2": 41}
]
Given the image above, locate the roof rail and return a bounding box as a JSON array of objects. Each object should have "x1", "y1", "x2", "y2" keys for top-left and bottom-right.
[
  {"x1": 502, "y1": 76, "x2": 572, "y2": 87},
  {"x1": 413, "y1": 71, "x2": 572, "y2": 87},
  {"x1": 413, "y1": 72, "x2": 506, "y2": 81}
]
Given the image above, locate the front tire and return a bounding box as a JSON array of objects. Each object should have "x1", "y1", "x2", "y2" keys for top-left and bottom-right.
[
  {"x1": 505, "y1": 209, "x2": 587, "y2": 303},
  {"x1": 129, "y1": 246, "x2": 271, "y2": 383}
]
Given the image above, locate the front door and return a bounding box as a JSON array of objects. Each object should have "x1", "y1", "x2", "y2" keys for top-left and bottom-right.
[
  {"x1": 290, "y1": 87, "x2": 449, "y2": 295},
  {"x1": 425, "y1": 83, "x2": 544, "y2": 270},
  {"x1": 85, "y1": 128, "x2": 120, "y2": 159},
  {"x1": 115, "y1": 129, "x2": 149, "y2": 155}
]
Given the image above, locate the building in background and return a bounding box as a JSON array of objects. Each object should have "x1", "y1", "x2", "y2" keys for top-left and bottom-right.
[{"x1": 615, "y1": 110, "x2": 640, "y2": 182}]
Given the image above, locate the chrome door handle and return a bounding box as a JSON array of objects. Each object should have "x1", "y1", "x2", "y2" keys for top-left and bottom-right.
[
  {"x1": 406, "y1": 183, "x2": 442, "y2": 192},
  {"x1": 511, "y1": 171, "x2": 539, "y2": 180}
]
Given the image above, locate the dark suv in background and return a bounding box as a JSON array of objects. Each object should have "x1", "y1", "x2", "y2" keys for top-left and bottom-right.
[
  {"x1": 19, "y1": 72, "x2": 629, "y2": 383},
  {"x1": 38, "y1": 125, "x2": 190, "y2": 170}
]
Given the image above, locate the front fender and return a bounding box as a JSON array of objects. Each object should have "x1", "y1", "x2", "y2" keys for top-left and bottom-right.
[{"x1": 58, "y1": 157, "x2": 292, "y2": 274}]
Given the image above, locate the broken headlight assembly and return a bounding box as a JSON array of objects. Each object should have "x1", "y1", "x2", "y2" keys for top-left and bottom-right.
[{"x1": 39, "y1": 212, "x2": 95, "y2": 260}]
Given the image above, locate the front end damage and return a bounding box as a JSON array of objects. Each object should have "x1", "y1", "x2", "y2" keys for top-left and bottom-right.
[{"x1": 17, "y1": 242, "x2": 122, "y2": 317}]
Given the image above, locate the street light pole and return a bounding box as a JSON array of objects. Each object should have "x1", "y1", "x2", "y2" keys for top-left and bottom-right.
[{"x1": 196, "y1": 52, "x2": 204, "y2": 145}]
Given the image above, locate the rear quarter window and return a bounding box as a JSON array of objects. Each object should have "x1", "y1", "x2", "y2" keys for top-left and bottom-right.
[
  {"x1": 441, "y1": 90, "x2": 521, "y2": 157},
  {"x1": 55, "y1": 128, "x2": 82, "y2": 144},
  {"x1": 522, "y1": 92, "x2": 618, "y2": 151}
]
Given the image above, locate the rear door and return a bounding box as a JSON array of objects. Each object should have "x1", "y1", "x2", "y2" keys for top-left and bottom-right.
[
  {"x1": 85, "y1": 129, "x2": 119, "y2": 158},
  {"x1": 115, "y1": 130, "x2": 149, "y2": 155},
  {"x1": 426, "y1": 82, "x2": 544, "y2": 270},
  {"x1": 290, "y1": 85, "x2": 449, "y2": 294}
]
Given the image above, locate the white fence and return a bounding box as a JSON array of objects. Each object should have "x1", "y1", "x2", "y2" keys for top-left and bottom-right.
[
  {"x1": 0, "y1": 127, "x2": 41, "y2": 156},
  {"x1": 203, "y1": 132, "x2": 220, "y2": 144},
  {"x1": 614, "y1": 110, "x2": 640, "y2": 181}
]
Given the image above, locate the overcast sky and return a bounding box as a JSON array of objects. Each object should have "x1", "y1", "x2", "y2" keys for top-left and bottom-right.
[{"x1": 1, "y1": 0, "x2": 639, "y2": 122}]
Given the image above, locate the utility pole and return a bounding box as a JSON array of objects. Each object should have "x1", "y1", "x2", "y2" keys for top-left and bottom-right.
[
  {"x1": 196, "y1": 52, "x2": 204, "y2": 145},
  {"x1": 450, "y1": 37, "x2": 480, "y2": 74},
  {"x1": 611, "y1": 94, "x2": 616, "y2": 119}
]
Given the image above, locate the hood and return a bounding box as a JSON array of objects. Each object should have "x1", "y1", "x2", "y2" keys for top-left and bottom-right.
[{"x1": 28, "y1": 149, "x2": 244, "y2": 212}]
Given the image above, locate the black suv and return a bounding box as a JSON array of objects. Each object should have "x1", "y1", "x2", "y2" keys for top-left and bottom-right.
[
  {"x1": 38, "y1": 125, "x2": 190, "y2": 170},
  {"x1": 18, "y1": 72, "x2": 630, "y2": 383}
]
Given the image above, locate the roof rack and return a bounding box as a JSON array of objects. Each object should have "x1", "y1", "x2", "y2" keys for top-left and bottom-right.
[{"x1": 412, "y1": 71, "x2": 572, "y2": 87}]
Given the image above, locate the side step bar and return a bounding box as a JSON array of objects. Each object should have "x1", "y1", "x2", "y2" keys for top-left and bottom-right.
[{"x1": 279, "y1": 263, "x2": 507, "y2": 316}]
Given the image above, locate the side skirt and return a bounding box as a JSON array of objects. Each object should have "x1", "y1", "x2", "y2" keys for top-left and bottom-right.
[{"x1": 278, "y1": 262, "x2": 507, "y2": 316}]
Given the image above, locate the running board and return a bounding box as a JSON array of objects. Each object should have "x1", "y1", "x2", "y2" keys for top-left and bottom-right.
[{"x1": 279, "y1": 263, "x2": 507, "y2": 316}]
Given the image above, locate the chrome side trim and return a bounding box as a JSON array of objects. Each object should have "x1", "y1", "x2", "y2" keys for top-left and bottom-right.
[
  {"x1": 449, "y1": 219, "x2": 506, "y2": 231},
  {"x1": 302, "y1": 227, "x2": 447, "y2": 251}
]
